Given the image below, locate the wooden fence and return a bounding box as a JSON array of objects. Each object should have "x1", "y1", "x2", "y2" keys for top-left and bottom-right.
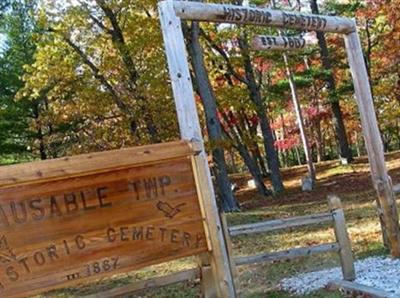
[{"x1": 226, "y1": 194, "x2": 355, "y2": 282}]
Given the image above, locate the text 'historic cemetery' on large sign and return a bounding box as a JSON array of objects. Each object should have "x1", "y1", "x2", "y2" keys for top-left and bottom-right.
[{"x1": 0, "y1": 141, "x2": 207, "y2": 298}]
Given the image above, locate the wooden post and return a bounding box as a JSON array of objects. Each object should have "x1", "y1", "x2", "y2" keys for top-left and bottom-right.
[
  {"x1": 220, "y1": 213, "x2": 239, "y2": 292},
  {"x1": 197, "y1": 253, "x2": 218, "y2": 298},
  {"x1": 344, "y1": 30, "x2": 400, "y2": 257},
  {"x1": 328, "y1": 195, "x2": 355, "y2": 281},
  {"x1": 158, "y1": 1, "x2": 236, "y2": 297}
]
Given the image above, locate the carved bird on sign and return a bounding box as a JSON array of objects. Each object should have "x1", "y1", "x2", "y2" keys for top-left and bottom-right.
[
  {"x1": 0, "y1": 235, "x2": 16, "y2": 264},
  {"x1": 156, "y1": 201, "x2": 186, "y2": 219}
]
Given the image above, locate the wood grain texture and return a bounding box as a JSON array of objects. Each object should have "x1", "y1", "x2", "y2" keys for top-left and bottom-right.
[
  {"x1": 327, "y1": 280, "x2": 396, "y2": 298},
  {"x1": 345, "y1": 31, "x2": 400, "y2": 256},
  {"x1": 229, "y1": 212, "x2": 333, "y2": 236},
  {"x1": 172, "y1": 1, "x2": 355, "y2": 34},
  {"x1": 328, "y1": 195, "x2": 355, "y2": 281},
  {"x1": 158, "y1": 1, "x2": 236, "y2": 296},
  {"x1": 0, "y1": 140, "x2": 195, "y2": 188},
  {"x1": 83, "y1": 268, "x2": 200, "y2": 298},
  {"x1": 0, "y1": 143, "x2": 206, "y2": 298},
  {"x1": 235, "y1": 243, "x2": 340, "y2": 266}
]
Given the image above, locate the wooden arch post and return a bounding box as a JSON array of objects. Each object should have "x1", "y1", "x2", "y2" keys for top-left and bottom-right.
[
  {"x1": 158, "y1": 1, "x2": 237, "y2": 297},
  {"x1": 159, "y1": 0, "x2": 400, "y2": 267}
]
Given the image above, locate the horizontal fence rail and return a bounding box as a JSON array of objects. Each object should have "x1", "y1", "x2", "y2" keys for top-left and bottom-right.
[
  {"x1": 83, "y1": 269, "x2": 199, "y2": 298},
  {"x1": 235, "y1": 243, "x2": 340, "y2": 266},
  {"x1": 327, "y1": 280, "x2": 397, "y2": 298},
  {"x1": 229, "y1": 212, "x2": 333, "y2": 236},
  {"x1": 227, "y1": 195, "x2": 355, "y2": 281},
  {"x1": 173, "y1": 2, "x2": 356, "y2": 34}
]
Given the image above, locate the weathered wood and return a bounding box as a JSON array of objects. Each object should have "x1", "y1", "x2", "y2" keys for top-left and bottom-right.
[
  {"x1": 252, "y1": 35, "x2": 312, "y2": 51},
  {"x1": 190, "y1": 153, "x2": 237, "y2": 297},
  {"x1": 327, "y1": 280, "x2": 396, "y2": 298},
  {"x1": 345, "y1": 30, "x2": 400, "y2": 257},
  {"x1": 220, "y1": 213, "x2": 239, "y2": 293},
  {"x1": 0, "y1": 143, "x2": 207, "y2": 298},
  {"x1": 328, "y1": 195, "x2": 355, "y2": 281},
  {"x1": 235, "y1": 243, "x2": 339, "y2": 266},
  {"x1": 84, "y1": 268, "x2": 200, "y2": 298},
  {"x1": 229, "y1": 212, "x2": 333, "y2": 236},
  {"x1": 172, "y1": 2, "x2": 355, "y2": 34},
  {"x1": 197, "y1": 253, "x2": 217, "y2": 298},
  {"x1": 0, "y1": 140, "x2": 194, "y2": 188},
  {"x1": 158, "y1": 1, "x2": 236, "y2": 297}
]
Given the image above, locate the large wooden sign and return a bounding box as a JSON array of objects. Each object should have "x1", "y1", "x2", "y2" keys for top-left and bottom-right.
[{"x1": 0, "y1": 141, "x2": 208, "y2": 297}]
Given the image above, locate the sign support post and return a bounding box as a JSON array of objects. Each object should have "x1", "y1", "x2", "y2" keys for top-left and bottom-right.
[{"x1": 158, "y1": 1, "x2": 237, "y2": 297}]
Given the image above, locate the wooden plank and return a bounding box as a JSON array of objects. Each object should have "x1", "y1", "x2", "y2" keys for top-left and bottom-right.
[
  {"x1": 172, "y1": 1, "x2": 355, "y2": 34},
  {"x1": 158, "y1": 1, "x2": 236, "y2": 297},
  {"x1": 235, "y1": 243, "x2": 339, "y2": 266},
  {"x1": 0, "y1": 140, "x2": 195, "y2": 188},
  {"x1": 197, "y1": 253, "x2": 217, "y2": 298},
  {"x1": 345, "y1": 30, "x2": 400, "y2": 257},
  {"x1": 229, "y1": 212, "x2": 333, "y2": 237},
  {"x1": 0, "y1": 149, "x2": 207, "y2": 298},
  {"x1": 220, "y1": 213, "x2": 239, "y2": 293},
  {"x1": 84, "y1": 268, "x2": 200, "y2": 298},
  {"x1": 252, "y1": 35, "x2": 311, "y2": 51},
  {"x1": 190, "y1": 154, "x2": 237, "y2": 297},
  {"x1": 328, "y1": 195, "x2": 355, "y2": 281},
  {"x1": 327, "y1": 280, "x2": 396, "y2": 298}
]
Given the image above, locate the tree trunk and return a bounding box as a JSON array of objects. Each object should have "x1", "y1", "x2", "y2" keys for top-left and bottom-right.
[
  {"x1": 235, "y1": 142, "x2": 270, "y2": 196},
  {"x1": 186, "y1": 21, "x2": 239, "y2": 211},
  {"x1": 238, "y1": 36, "x2": 284, "y2": 193},
  {"x1": 310, "y1": 0, "x2": 353, "y2": 164},
  {"x1": 220, "y1": 112, "x2": 271, "y2": 197},
  {"x1": 304, "y1": 57, "x2": 324, "y2": 163},
  {"x1": 283, "y1": 53, "x2": 316, "y2": 185},
  {"x1": 280, "y1": 113, "x2": 289, "y2": 167},
  {"x1": 229, "y1": 149, "x2": 238, "y2": 173},
  {"x1": 295, "y1": 146, "x2": 302, "y2": 165}
]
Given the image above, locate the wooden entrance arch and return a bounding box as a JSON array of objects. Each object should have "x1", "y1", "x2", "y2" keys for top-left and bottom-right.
[{"x1": 158, "y1": 0, "x2": 400, "y2": 278}]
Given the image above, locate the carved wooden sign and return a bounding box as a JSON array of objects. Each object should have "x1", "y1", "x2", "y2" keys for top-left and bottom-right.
[
  {"x1": 252, "y1": 35, "x2": 309, "y2": 51},
  {"x1": 172, "y1": 2, "x2": 355, "y2": 34},
  {"x1": 0, "y1": 141, "x2": 207, "y2": 298}
]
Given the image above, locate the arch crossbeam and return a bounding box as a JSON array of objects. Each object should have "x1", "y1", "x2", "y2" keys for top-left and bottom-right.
[{"x1": 173, "y1": 2, "x2": 355, "y2": 34}]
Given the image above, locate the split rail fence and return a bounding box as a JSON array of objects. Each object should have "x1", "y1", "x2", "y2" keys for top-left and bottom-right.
[{"x1": 226, "y1": 194, "x2": 355, "y2": 282}]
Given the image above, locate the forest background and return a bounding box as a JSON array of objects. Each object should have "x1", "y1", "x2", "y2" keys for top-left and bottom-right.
[{"x1": 1, "y1": 0, "x2": 399, "y2": 211}]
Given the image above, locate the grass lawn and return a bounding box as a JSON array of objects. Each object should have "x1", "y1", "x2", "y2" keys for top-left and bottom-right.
[{"x1": 35, "y1": 152, "x2": 400, "y2": 298}]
